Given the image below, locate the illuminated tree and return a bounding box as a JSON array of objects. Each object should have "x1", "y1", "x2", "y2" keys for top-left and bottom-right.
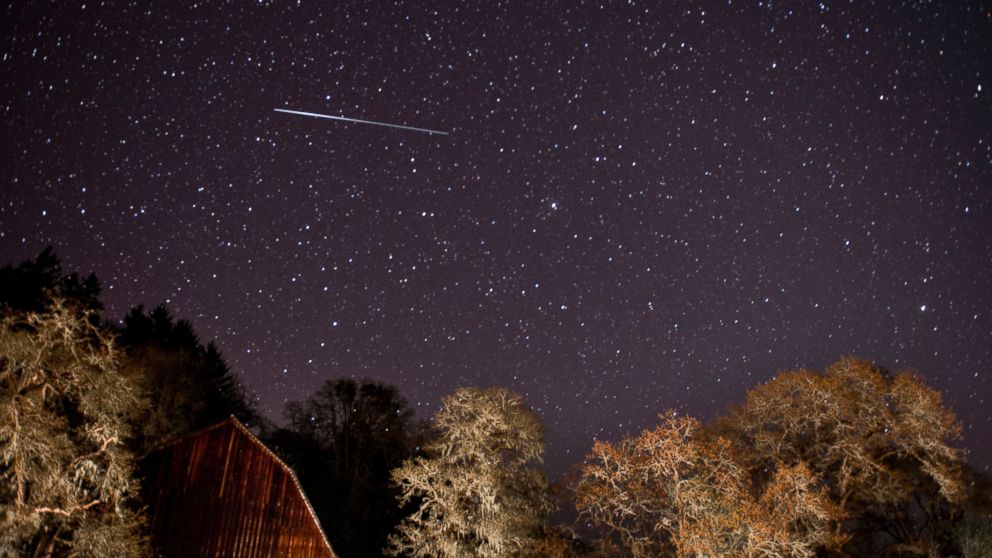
[
  {"x1": 732, "y1": 357, "x2": 965, "y2": 556},
  {"x1": 574, "y1": 411, "x2": 837, "y2": 558},
  {"x1": 0, "y1": 300, "x2": 148, "y2": 557},
  {"x1": 387, "y1": 387, "x2": 552, "y2": 558},
  {"x1": 531, "y1": 526, "x2": 578, "y2": 558}
]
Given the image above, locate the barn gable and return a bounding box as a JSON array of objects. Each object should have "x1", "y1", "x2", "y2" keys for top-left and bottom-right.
[{"x1": 141, "y1": 417, "x2": 338, "y2": 558}]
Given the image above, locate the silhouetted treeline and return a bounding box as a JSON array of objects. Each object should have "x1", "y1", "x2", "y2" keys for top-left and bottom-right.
[
  {"x1": 0, "y1": 246, "x2": 102, "y2": 313},
  {"x1": 120, "y1": 304, "x2": 262, "y2": 451}
]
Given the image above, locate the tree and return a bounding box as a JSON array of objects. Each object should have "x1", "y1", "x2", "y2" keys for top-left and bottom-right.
[
  {"x1": 954, "y1": 468, "x2": 992, "y2": 558},
  {"x1": 119, "y1": 304, "x2": 259, "y2": 452},
  {"x1": 387, "y1": 387, "x2": 552, "y2": 558},
  {"x1": 730, "y1": 357, "x2": 966, "y2": 556},
  {"x1": 0, "y1": 250, "x2": 258, "y2": 453},
  {"x1": 0, "y1": 299, "x2": 148, "y2": 557},
  {"x1": 574, "y1": 411, "x2": 838, "y2": 558},
  {"x1": 531, "y1": 525, "x2": 597, "y2": 558},
  {"x1": 0, "y1": 247, "x2": 102, "y2": 313},
  {"x1": 266, "y1": 378, "x2": 422, "y2": 558}
]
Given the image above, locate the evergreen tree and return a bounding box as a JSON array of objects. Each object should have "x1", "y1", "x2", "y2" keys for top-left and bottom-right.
[
  {"x1": 0, "y1": 249, "x2": 259, "y2": 452},
  {"x1": 119, "y1": 305, "x2": 259, "y2": 452},
  {"x1": 0, "y1": 246, "x2": 102, "y2": 313}
]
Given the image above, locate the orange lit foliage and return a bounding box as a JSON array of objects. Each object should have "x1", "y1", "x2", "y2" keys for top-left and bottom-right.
[
  {"x1": 574, "y1": 358, "x2": 967, "y2": 557},
  {"x1": 575, "y1": 412, "x2": 838, "y2": 558},
  {"x1": 732, "y1": 357, "x2": 965, "y2": 556},
  {"x1": 531, "y1": 527, "x2": 577, "y2": 558}
]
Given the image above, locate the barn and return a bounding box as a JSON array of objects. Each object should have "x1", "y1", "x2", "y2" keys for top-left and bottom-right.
[{"x1": 141, "y1": 417, "x2": 338, "y2": 558}]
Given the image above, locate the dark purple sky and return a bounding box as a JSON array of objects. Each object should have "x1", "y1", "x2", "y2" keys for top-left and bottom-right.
[{"x1": 2, "y1": 1, "x2": 989, "y2": 476}]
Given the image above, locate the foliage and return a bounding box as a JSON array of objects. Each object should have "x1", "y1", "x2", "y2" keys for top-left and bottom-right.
[
  {"x1": 266, "y1": 378, "x2": 422, "y2": 558},
  {"x1": 731, "y1": 357, "x2": 966, "y2": 556},
  {"x1": 531, "y1": 525, "x2": 598, "y2": 558},
  {"x1": 573, "y1": 357, "x2": 971, "y2": 558},
  {"x1": 0, "y1": 248, "x2": 258, "y2": 455},
  {"x1": 574, "y1": 411, "x2": 838, "y2": 558},
  {"x1": 953, "y1": 469, "x2": 992, "y2": 558},
  {"x1": 5, "y1": 250, "x2": 980, "y2": 558},
  {"x1": 955, "y1": 517, "x2": 992, "y2": 558},
  {"x1": 119, "y1": 304, "x2": 260, "y2": 452},
  {"x1": 387, "y1": 387, "x2": 552, "y2": 558},
  {"x1": 0, "y1": 246, "x2": 102, "y2": 313},
  {"x1": 0, "y1": 300, "x2": 149, "y2": 557}
]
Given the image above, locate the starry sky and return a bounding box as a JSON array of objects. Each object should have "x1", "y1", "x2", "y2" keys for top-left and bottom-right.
[{"x1": 2, "y1": 1, "x2": 989, "y2": 476}]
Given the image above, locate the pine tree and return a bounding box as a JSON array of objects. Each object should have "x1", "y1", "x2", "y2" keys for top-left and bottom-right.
[
  {"x1": 0, "y1": 247, "x2": 102, "y2": 313},
  {"x1": 119, "y1": 304, "x2": 259, "y2": 451}
]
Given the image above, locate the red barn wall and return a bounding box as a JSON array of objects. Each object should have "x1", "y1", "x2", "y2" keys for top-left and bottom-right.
[{"x1": 142, "y1": 418, "x2": 337, "y2": 558}]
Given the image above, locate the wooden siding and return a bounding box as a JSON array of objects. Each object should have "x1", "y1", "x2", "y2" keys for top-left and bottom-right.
[{"x1": 142, "y1": 418, "x2": 337, "y2": 558}]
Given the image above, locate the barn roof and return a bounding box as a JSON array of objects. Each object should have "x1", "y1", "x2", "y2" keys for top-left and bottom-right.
[{"x1": 141, "y1": 416, "x2": 338, "y2": 558}]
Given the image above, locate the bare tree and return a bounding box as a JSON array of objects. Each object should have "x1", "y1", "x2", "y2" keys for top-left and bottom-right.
[
  {"x1": 0, "y1": 299, "x2": 148, "y2": 557},
  {"x1": 387, "y1": 387, "x2": 552, "y2": 558}
]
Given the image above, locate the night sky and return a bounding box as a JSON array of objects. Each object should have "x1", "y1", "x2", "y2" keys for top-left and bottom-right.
[{"x1": 2, "y1": 1, "x2": 989, "y2": 476}]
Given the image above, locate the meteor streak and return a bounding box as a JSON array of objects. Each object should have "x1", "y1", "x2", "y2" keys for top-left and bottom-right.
[{"x1": 274, "y1": 108, "x2": 449, "y2": 136}]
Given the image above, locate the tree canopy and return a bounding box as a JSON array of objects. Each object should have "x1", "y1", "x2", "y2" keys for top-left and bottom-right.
[
  {"x1": 0, "y1": 248, "x2": 260, "y2": 453},
  {"x1": 575, "y1": 411, "x2": 837, "y2": 558},
  {"x1": 573, "y1": 357, "x2": 976, "y2": 558},
  {"x1": 266, "y1": 378, "x2": 422, "y2": 558},
  {"x1": 3, "y1": 250, "x2": 988, "y2": 558},
  {"x1": 0, "y1": 246, "x2": 102, "y2": 313},
  {"x1": 730, "y1": 357, "x2": 966, "y2": 556},
  {"x1": 119, "y1": 304, "x2": 260, "y2": 452},
  {"x1": 387, "y1": 387, "x2": 552, "y2": 558},
  {"x1": 0, "y1": 300, "x2": 149, "y2": 557},
  {"x1": 0, "y1": 248, "x2": 258, "y2": 556}
]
